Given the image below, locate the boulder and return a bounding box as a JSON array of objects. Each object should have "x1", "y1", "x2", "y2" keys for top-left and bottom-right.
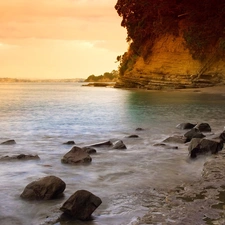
[
  {"x1": 126, "y1": 134, "x2": 139, "y2": 138},
  {"x1": 1, "y1": 139, "x2": 16, "y2": 145},
  {"x1": 82, "y1": 147, "x2": 97, "y2": 154},
  {"x1": 176, "y1": 122, "x2": 196, "y2": 130},
  {"x1": 20, "y1": 175, "x2": 66, "y2": 200},
  {"x1": 163, "y1": 135, "x2": 188, "y2": 144},
  {"x1": 112, "y1": 140, "x2": 127, "y2": 149},
  {"x1": 136, "y1": 128, "x2": 144, "y2": 131},
  {"x1": 154, "y1": 143, "x2": 178, "y2": 149},
  {"x1": 219, "y1": 131, "x2": 225, "y2": 143},
  {"x1": 194, "y1": 123, "x2": 211, "y2": 132},
  {"x1": 63, "y1": 141, "x2": 75, "y2": 145},
  {"x1": 184, "y1": 128, "x2": 205, "y2": 142},
  {"x1": 61, "y1": 146, "x2": 92, "y2": 164},
  {"x1": 88, "y1": 141, "x2": 112, "y2": 147},
  {"x1": 0, "y1": 154, "x2": 40, "y2": 161},
  {"x1": 60, "y1": 190, "x2": 102, "y2": 221},
  {"x1": 188, "y1": 138, "x2": 224, "y2": 158}
]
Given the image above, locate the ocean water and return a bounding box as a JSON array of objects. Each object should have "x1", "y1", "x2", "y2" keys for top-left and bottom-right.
[{"x1": 0, "y1": 83, "x2": 225, "y2": 225}]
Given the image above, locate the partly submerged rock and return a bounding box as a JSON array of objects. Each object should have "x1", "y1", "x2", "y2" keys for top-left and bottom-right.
[
  {"x1": 194, "y1": 123, "x2": 212, "y2": 132},
  {"x1": 61, "y1": 146, "x2": 92, "y2": 164},
  {"x1": 163, "y1": 135, "x2": 187, "y2": 144},
  {"x1": 176, "y1": 122, "x2": 196, "y2": 130},
  {"x1": 112, "y1": 140, "x2": 127, "y2": 149},
  {"x1": 88, "y1": 141, "x2": 112, "y2": 147},
  {"x1": 1, "y1": 139, "x2": 16, "y2": 145},
  {"x1": 184, "y1": 128, "x2": 205, "y2": 142},
  {"x1": 0, "y1": 154, "x2": 40, "y2": 161},
  {"x1": 63, "y1": 141, "x2": 75, "y2": 145},
  {"x1": 126, "y1": 134, "x2": 139, "y2": 138},
  {"x1": 60, "y1": 190, "x2": 102, "y2": 221},
  {"x1": 20, "y1": 175, "x2": 66, "y2": 200},
  {"x1": 82, "y1": 147, "x2": 97, "y2": 154},
  {"x1": 188, "y1": 138, "x2": 224, "y2": 158}
]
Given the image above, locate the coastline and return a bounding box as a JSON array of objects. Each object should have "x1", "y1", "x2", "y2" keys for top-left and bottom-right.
[
  {"x1": 137, "y1": 151, "x2": 225, "y2": 225},
  {"x1": 115, "y1": 84, "x2": 225, "y2": 95},
  {"x1": 171, "y1": 84, "x2": 225, "y2": 94}
]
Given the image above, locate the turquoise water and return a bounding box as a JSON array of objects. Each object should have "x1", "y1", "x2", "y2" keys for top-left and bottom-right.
[{"x1": 0, "y1": 83, "x2": 225, "y2": 225}]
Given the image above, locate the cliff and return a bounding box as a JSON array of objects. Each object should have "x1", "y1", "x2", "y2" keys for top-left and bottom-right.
[
  {"x1": 115, "y1": 0, "x2": 225, "y2": 90},
  {"x1": 115, "y1": 34, "x2": 225, "y2": 90}
]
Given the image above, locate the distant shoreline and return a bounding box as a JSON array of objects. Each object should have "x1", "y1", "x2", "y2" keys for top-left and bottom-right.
[{"x1": 0, "y1": 78, "x2": 85, "y2": 83}]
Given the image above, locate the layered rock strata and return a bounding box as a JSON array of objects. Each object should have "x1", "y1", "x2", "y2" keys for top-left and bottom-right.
[{"x1": 115, "y1": 35, "x2": 225, "y2": 90}]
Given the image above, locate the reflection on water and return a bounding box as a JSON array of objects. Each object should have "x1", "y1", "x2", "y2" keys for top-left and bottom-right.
[{"x1": 0, "y1": 83, "x2": 225, "y2": 224}]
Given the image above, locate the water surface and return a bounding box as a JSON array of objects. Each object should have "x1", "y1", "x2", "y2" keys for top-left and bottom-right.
[{"x1": 0, "y1": 83, "x2": 225, "y2": 225}]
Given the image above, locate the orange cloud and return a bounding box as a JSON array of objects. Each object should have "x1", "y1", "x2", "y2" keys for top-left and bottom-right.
[
  {"x1": 0, "y1": 0, "x2": 124, "y2": 41},
  {"x1": 0, "y1": 0, "x2": 127, "y2": 79}
]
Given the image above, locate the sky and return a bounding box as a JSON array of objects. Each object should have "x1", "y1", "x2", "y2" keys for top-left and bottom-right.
[{"x1": 0, "y1": 0, "x2": 128, "y2": 79}]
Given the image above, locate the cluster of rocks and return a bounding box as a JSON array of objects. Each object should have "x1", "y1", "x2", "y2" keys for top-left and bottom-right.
[
  {"x1": 20, "y1": 175, "x2": 102, "y2": 221},
  {"x1": 162, "y1": 122, "x2": 224, "y2": 158},
  {"x1": 0, "y1": 138, "x2": 129, "y2": 223},
  {"x1": 1, "y1": 122, "x2": 224, "y2": 224}
]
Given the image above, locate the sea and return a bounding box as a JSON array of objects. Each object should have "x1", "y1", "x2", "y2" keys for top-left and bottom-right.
[{"x1": 0, "y1": 82, "x2": 225, "y2": 225}]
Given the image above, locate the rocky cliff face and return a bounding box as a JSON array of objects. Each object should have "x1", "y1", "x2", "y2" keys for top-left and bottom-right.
[{"x1": 115, "y1": 34, "x2": 225, "y2": 89}]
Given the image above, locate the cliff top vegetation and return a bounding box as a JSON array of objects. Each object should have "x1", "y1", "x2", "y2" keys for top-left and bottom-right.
[{"x1": 115, "y1": 0, "x2": 225, "y2": 74}]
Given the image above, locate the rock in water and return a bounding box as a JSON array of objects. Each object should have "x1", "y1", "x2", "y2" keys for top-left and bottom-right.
[
  {"x1": 61, "y1": 146, "x2": 92, "y2": 164},
  {"x1": 112, "y1": 140, "x2": 127, "y2": 149},
  {"x1": 188, "y1": 138, "x2": 224, "y2": 158},
  {"x1": 20, "y1": 175, "x2": 66, "y2": 200},
  {"x1": 0, "y1": 154, "x2": 40, "y2": 161},
  {"x1": 60, "y1": 190, "x2": 102, "y2": 221},
  {"x1": 176, "y1": 122, "x2": 196, "y2": 130},
  {"x1": 1, "y1": 139, "x2": 16, "y2": 145},
  {"x1": 184, "y1": 128, "x2": 205, "y2": 142},
  {"x1": 194, "y1": 123, "x2": 212, "y2": 132},
  {"x1": 63, "y1": 141, "x2": 75, "y2": 145}
]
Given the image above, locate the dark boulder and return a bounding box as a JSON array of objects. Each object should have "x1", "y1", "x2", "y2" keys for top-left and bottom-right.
[
  {"x1": 0, "y1": 154, "x2": 40, "y2": 161},
  {"x1": 60, "y1": 190, "x2": 102, "y2": 221},
  {"x1": 136, "y1": 128, "x2": 144, "y2": 131},
  {"x1": 1, "y1": 139, "x2": 16, "y2": 145},
  {"x1": 219, "y1": 131, "x2": 225, "y2": 143},
  {"x1": 126, "y1": 134, "x2": 139, "y2": 138},
  {"x1": 194, "y1": 123, "x2": 212, "y2": 132},
  {"x1": 61, "y1": 146, "x2": 92, "y2": 164},
  {"x1": 176, "y1": 122, "x2": 196, "y2": 130},
  {"x1": 63, "y1": 141, "x2": 75, "y2": 145},
  {"x1": 184, "y1": 128, "x2": 205, "y2": 142},
  {"x1": 188, "y1": 138, "x2": 224, "y2": 158},
  {"x1": 154, "y1": 143, "x2": 178, "y2": 149},
  {"x1": 82, "y1": 147, "x2": 97, "y2": 154},
  {"x1": 20, "y1": 175, "x2": 66, "y2": 200}
]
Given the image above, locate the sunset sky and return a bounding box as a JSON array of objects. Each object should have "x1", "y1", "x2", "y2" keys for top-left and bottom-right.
[{"x1": 0, "y1": 0, "x2": 128, "y2": 79}]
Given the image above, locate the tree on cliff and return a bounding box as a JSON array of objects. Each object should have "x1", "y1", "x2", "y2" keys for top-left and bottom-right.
[{"x1": 115, "y1": 0, "x2": 225, "y2": 74}]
